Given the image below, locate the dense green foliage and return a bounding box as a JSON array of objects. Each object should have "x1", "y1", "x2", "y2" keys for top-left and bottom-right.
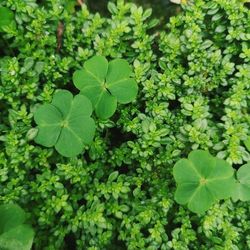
[{"x1": 0, "y1": 0, "x2": 249, "y2": 249}]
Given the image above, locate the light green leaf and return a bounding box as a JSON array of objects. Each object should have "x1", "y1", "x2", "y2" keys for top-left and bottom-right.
[
  {"x1": 232, "y1": 163, "x2": 250, "y2": 201},
  {"x1": 173, "y1": 150, "x2": 235, "y2": 214},
  {"x1": 34, "y1": 90, "x2": 95, "y2": 157},
  {"x1": 73, "y1": 56, "x2": 137, "y2": 119}
]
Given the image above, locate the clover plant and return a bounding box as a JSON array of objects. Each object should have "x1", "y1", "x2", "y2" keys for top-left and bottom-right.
[
  {"x1": 0, "y1": 7, "x2": 14, "y2": 32},
  {"x1": 34, "y1": 90, "x2": 95, "y2": 157},
  {"x1": 173, "y1": 150, "x2": 235, "y2": 214},
  {"x1": 0, "y1": 204, "x2": 34, "y2": 250},
  {"x1": 1, "y1": 0, "x2": 250, "y2": 249},
  {"x1": 73, "y1": 56, "x2": 138, "y2": 120},
  {"x1": 232, "y1": 163, "x2": 250, "y2": 202}
]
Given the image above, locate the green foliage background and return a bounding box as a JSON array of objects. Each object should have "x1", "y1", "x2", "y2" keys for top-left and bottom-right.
[{"x1": 0, "y1": 0, "x2": 249, "y2": 249}]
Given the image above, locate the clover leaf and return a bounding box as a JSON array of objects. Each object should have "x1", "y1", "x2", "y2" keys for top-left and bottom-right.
[
  {"x1": 0, "y1": 204, "x2": 34, "y2": 250},
  {"x1": 0, "y1": 7, "x2": 14, "y2": 32},
  {"x1": 232, "y1": 163, "x2": 250, "y2": 202},
  {"x1": 73, "y1": 56, "x2": 138, "y2": 120},
  {"x1": 34, "y1": 90, "x2": 95, "y2": 157},
  {"x1": 173, "y1": 150, "x2": 235, "y2": 214},
  {"x1": 244, "y1": 136, "x2": 250, "y2": 152}
]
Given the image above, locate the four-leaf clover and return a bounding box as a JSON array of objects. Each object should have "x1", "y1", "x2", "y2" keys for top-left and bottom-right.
[
  {"x1": 34, "y1": 90, "x2": 95, "y2": 157},
  {"x1": 173, "y1": 150, "x2": 235, "y2": 214},
  {"x1": 73, "y1": 56, "x2": 138, "y2": 120}
]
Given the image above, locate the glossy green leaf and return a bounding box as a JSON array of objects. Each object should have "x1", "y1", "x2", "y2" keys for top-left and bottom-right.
[
  {"x1": 232, "y1": 163, "x2": 250, "y2": 201},
  {"x1": 73, "y1": 56, "x2": 138, "y2": 119},
  {"x1": 0, "y1": 7, "x2": 14, "y2": 31},
  {"x1": 173, "y1": 150, "x2": 235, "y2": 214},
  {"x1": 0, "y1": 204, "x2": 34, "y2": 250},
  {"x1": 34, "y1": 90, "x2": 95, "y2": 157}
]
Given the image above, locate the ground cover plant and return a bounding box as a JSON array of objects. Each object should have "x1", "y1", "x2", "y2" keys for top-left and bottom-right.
[{"x1": 0, "y1": 0, "x2": 250, "y2": 249}]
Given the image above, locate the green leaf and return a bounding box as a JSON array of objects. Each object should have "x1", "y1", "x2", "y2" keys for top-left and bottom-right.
[
  {"x1": 107, "y1": 2, "x2": 118, "y2": 14},
  {"x1": 94, "y1": 91, "x2": 117, "y2": 119},
  {"x1": 84, "y1": 55, "x2": 108, "y2": 82},
  {"x1": 173, "y1": 150, "x2": 235, "y2": 214},
  {"x1": 206, "y1": 159, "x2": 236, "y2": 199},
  {"x1": 20, "y1": 58, "x2": 34, "y2": 74},
  {"x1": 0, "y1": 204, "x2": 25, "y2": 234},
  {"x1": 0, "y1": 7, "x2": 14, "y2": 32},
  {"x1": 34, "y1": 104, "x2": 62, "y2": 147},
  {"x1": 34, "y1": 90, "x2": 95, "y2": 157},
  {"x1": 0, "y1": 225, "x2": 34, "y2": 250},
  {"x1": 0, "y1": 204, "x2": 34, "y2": 250},
  {"x1": 232, "y1": 163, "x2": 250, "y2": 201},
  {"x1": 244, "y1": 136, "x2": 250, "y2": 152},
  {"x1": 108, "y1": 171, "x2": 119, "y2": 182},
  {"x1": 106, "y1": 59, "x2": 138, "y2": 104},
  {"x1": 73, "y1": 56, "x2": 138, "y2": 119}
]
